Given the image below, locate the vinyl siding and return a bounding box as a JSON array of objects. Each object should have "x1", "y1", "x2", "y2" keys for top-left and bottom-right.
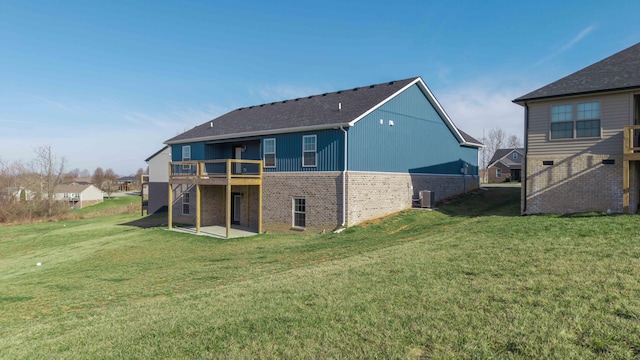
[
  {"x1": 527, "y1": 92, "x2": 632, "y2": 156},
  {"x1": 171, "y1": 143, "x2": 205, "y2": 161},
  {"x1": 348, "y1": 84, "x2": 478, "y2": 175},
  {"x1": 262, "y1": 130, "x2": 344, "y2": 172}
]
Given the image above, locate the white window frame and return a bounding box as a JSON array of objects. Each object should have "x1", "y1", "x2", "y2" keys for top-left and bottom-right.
[
  {"x1": 302, "y1": 135, "x2": 317, "y2": 167},
  {"x1": 576, "y1": 101, "x2": 601, "y2": 138},
  {"x1": 182, "y1": 145, "x2": 191, "y2": 171},
  {"x1": 182, "y1": 186, "x2": 190, "y2": 215},
  {"x1": 496, "y1": 168, "x2": 502, "y2": 178},
  {"x1": 512, "y1": 152, "x2": 518, "y2": 160},
  {"x1": 292, "y1": 197, "x2": 306, "y2": 228},
  {"x1": 263, "y1": 138, "x2": 276, "y2": 168}
]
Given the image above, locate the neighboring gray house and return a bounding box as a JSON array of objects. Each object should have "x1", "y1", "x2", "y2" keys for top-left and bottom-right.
[
  {"x1": 54, "y1": 184, "x2": 104, "y2": 208},
  {"x1": 513, "y1": 42, "x2": 640, "y2": 214},
  {"x1": 487, "y1": 148, "x2": 523, "y2": 183},
  {"x1": 144, "y1": 146, "x2": 170, "y2": 214}
]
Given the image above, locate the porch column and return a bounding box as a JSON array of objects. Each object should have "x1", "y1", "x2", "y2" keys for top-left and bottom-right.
[
  {"x1": 168, "y1": 183, "x2": 173, "y2": 229},
  {"x1": 624, "y1": 160, "x2": 630, "y2": 213},
  {"x1": 258, "y1": 183, "x2": 263, "y2": 234},
  {"x1": 196, "y1": 184, "x2": 201, "y2": 234},
  {"x1": 226, "y1": 160, "x2": 232, "y2": 238}
]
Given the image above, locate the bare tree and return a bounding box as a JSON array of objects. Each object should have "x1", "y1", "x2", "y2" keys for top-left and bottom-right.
[
  {"x1": 507, "y1": 134, "x2": 522, "y2": 148},
  {"x1": 33, "y1": 146, "x2": 66, "y2": 217},
  {"x1": 80, "y1": 169, "x2": 91, "y2": 178},
  {"x1": 481, "y1": 128, "x2": 507, "y2": 170},
  {"x1": 92, "y1": 167, "x2": 105, "y2": 188},
  {"x1": 103, "y1": 168, "x2": 119, "y2": 198},
  {"x1": 135, "y1": 168, "x2": 145, "y2": 190}
]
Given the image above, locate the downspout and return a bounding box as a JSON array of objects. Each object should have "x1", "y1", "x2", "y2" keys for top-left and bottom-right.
[
  {"x1": 340, "y1": 126, "x2": 348, "y2": 227},
  {"x1": 523, "y1": 102, "x2": 529, "y2": 215}
]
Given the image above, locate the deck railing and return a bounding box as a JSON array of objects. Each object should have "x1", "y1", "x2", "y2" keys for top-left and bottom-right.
[
  {"x1": 623, "y1": 125, "x2": 640, "y2": 155},
  {"x1": 169, "y1": 159, "x2": 263, "y2": 180}
]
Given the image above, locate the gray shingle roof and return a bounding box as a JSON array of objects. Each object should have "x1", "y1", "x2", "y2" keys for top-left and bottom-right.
[
  {"x1": 166, "y1": 77, "x2": 417, "y2": 144},
  {"x1": 489, "y1": 148, "x2": 524, "y2": 165},
  {"x1": 165, "y1": 77, "x2": 481, "y2": 148},
  {"x1": 514, "y1": 42, "x2": 640, "y2": 102}
]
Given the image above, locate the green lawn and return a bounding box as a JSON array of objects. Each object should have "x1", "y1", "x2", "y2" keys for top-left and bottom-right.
[{"x1": 1, "y1": 188, "x2": 640, "y2": 359}]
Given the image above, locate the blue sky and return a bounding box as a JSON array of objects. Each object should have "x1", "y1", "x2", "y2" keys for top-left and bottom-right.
[{"x1": 1, "y1": 0, "x2": 639, "y2": 175}]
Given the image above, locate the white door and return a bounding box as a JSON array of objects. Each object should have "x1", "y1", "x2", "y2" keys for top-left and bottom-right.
[{"x1": 232, "y1": 194, "x2": 242, "y2": 224}]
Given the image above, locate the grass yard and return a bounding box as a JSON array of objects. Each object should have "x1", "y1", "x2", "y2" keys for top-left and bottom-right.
[{"x1": 1, "y1": 188, "x2": 640, "y2": 359}]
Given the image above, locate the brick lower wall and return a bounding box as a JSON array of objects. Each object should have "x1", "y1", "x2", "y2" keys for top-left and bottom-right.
[
  {"x1": 525, "y1": 154, "x2": 626, "y2": 214},
  {"x1": 262, "y1": 172, "x2": 343, "y2": 233},
  {"x1": 346, "y1": 172, "x2": 479, "y2": 225},
  {"x1": 169, "y1": 171, "x2": 481, "y2": 233}
]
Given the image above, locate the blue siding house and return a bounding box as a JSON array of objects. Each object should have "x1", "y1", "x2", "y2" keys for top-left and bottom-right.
[{"x1": 165, "y1": 76, "x2": 482, "y2": 236}]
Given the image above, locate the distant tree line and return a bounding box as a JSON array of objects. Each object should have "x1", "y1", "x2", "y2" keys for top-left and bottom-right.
[{"x1": 0, "y1": 146, "x2": 147, "y2": 223}]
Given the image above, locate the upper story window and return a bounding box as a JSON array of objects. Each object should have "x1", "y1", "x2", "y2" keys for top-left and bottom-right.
[
  {"x1": 182, "y1": 145, "x2": 191, "y2": 171},
  {"x1": 512, "y1": 152, "x2": 518, "y2": 160},
  {"x1": 302, "y1": 135, "x2": 317, "y2": 167},
  {"x1": 550, "y1": 102, "x2": 601, "y2": 139},
  {"x1": 263, "y1": 138, "x2": 276, "y2": 168},
  {"x1": 576, "y1": 102, "x2": 600, "y2": 138},
  {"x1": 551, "y1": 105, "x2": 573, "y2": 139}
]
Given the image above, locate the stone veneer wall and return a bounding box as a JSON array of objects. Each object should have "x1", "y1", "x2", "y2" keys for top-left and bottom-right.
[
  {"x1": 525, "y1": 154, "x2": 626, "y2": 214},
  {"x1": 170, "y1": 171, "x2": 481, "y2": 233},
  {"x1": 346, "y1": 171, "x2": 479, "y2": 226},
  {"x1": 262, "y1": 172, "x2": 343, "y2": 233}
]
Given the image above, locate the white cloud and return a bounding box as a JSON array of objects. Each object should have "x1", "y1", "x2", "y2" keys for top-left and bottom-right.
[
  {"x1": 535, "y1": 25, "x2": 596, "y2": 66},
  {"x1": 436, "y1": 81, "x2": 529, "y2": 143}
]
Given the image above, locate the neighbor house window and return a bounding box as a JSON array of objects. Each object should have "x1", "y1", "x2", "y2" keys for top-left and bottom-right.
[
  {"x1": 264, "y1": 138, "x2": 276, "y2": 168},
  {"x1": 576, "y1": 102, "x2": 600, "y2": 138},
  {"x1": 293, "y1": 197, "x2": 306, "y2": 228},
  {"x1": 182, "y1": 186, "x2": 190, "y2": 215},
  {"x1": 551, "y1": 104, "x2": 573, "y2": 139},
  {"x1": 302, "y1": 135, "x2": 317, "y2": 167},
  {"x1": 182, "y1": 145, "x2": 191, "y2": 172},
  {"x1": 513, "y1": 152, "x2": 518, "y2": 160},
  {"x1": 550, "y1": 102, "x2": 601, "y2": 139},
  {"x1": 496, "y1": 168, "x2": 502, "y2": 178}
]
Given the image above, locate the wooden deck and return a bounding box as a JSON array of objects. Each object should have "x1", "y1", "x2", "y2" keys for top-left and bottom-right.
[{"x1": 167, "y1": 159, "x2": 263, "y2": 238}]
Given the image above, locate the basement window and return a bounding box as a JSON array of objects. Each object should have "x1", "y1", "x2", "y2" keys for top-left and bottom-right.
[{"x1": 293, "y1": 197, "x2": 306, "y2": 228}]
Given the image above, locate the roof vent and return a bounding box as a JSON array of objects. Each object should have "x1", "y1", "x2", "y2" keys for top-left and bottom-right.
[
  {"x1": 271, "y1": 102, "x2": 276, "y2": 105},
  {"x1": 295, "y1": 98, "x2": 299, "y2": 101},
  {"x1": 282, "y1": 100, "x2": 287, "y2": 103},
  {"x1": 308, "y1": 95, "x2": 313, "y2": 99},
  {"x1": 388, "y1": 81, "x2": 394, "y2": 85},
  {"x1": 353, "y1": 87, "x2": 358, "y2": 91},
  {"x1": 337, "y1": 91, "x2": 342, "y2": 94},
  {"x1": 322, "y1": 93, "x2": 327, "y2": 97},
  {"x1": 210, "y1": 122, "x2": 213, "y2": 128},
  {"x1": 369, "y1": 85, "x2": 375, "y2": 88},
  {"x1": 238, "y1": 108, "x2": 243, "y2": 111},
  {"x1": 260, "y1": 104, "x2": 264, "y2": 107}
]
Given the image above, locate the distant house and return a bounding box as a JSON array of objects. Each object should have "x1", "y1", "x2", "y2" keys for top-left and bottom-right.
[
  {"x1": 513, "y1": 42, "x2": 640, "y2": 214},
  {"x1": 487, "y1": 148, "x2": 524, "y2": 183},
  {"x1": 54, "y1": 184, "x2": 104, "y2": 209},
  {"x1": 1, "y1": 186, "x2": 35, "y2": 202},
  {"x1": 144, "y1": 146, "x2": 171, "y2": 213},
  {"x1": 164, "y1": 76, "x2": 482, "y2": 236},
  {"x1": 116, "y1": 176, "x2": 136, "y2": 192}
]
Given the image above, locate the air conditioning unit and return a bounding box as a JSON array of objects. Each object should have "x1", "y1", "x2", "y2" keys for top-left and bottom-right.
[{"x1": 419, "y1": 190, "x2": 435, "y2": 208}]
